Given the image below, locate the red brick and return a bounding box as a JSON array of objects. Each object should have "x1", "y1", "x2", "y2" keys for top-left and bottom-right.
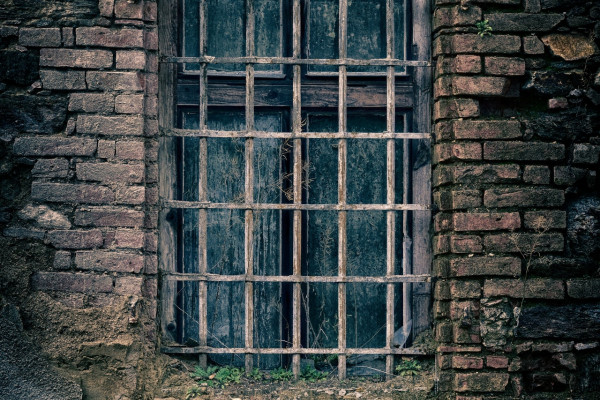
[
  {"x1": 19, "y1": 28, "x2": 61, "y2": 47},
  {"x1": 485, "y1": 13, "x2": 564, "y2": 32},
  {"x1": 115, "y1": 94, "x2": 144, "y2": 114},
  {"x1": 450, "y1": 280, "x2": 482, "y2": 298},
  {"x1": 98, "y1": 140, "x2": 116, "y2": 159},
  {"x1": 530, "y1": 342, "x2": 573, "y2": 353},
  {"x1": 61, "y1": 27, "x2": 74, "y2": 46},
  {"x1": 116, "y1": 141, "x2": 144, "y2": 160},
  {"x1": 86, "y1": 71, "x2": 144, "y2": 91},
  {"x1": 14, "y1": 137, "x2": 96, "y2": 156},
  {"x1": 452, "y1": 164, "x2": 520, "y2": 184},
  {"x1": 46, "y1": 230, "x2": 104, "y2": 250},
  {"x1": 486, "y1": 356, "x2": 509, "y2": 369},
  {"x1": 435, "y1": 280, "x2": 451, "y2": 300},
  {"x1": 484, "y1": 141, "x2": 564, "y2": 161},
  {"x1": 31, "y1": 183, "x2": 114, "y2": 204},
  {"x1": 434, "y1": 5, "x2": 481, "y2": 30},
  {"x1": 434, "y1": 99, "x2": 479, "y2": 120},
  {"x1": 74, "y1": 207, "x2": 143, "y2": 228},
  {"x1": 451, "y1": 257, "x2": 521, "y2": 277},
  {"x1": 145, "y1": 254, "x2": 158, "y2": 274},
  {"x1": 114, "y1": 0, "x2": 143, "y2": 19},
  {"x1": 455, "y1": 372, "x2": 509, "y2": 392},
  {"x1": 434, "y1": 189, "x2": 482, "y2": 210},
  {"x1": 567, "y1": 279, "x2": 600, "y2": 299},
  {"x1": 523, "y1": 165, "x2": 550, "y2": 185},
  {"x1": 524, "y1": 211, "x2": 566, "y2": 229},
  {"x1": 485, "y1": 57, "x2": 526, "y2": 76},
  {"x1": 110, "y1": 230, "x2": 144, "y2": 248},
  {"x1": 32, "y1": 272, "x2": 113, "y2": 293},
  {"x1": 114, "y1": 276, "x2": 143, "y2": 296},
  {"x1": 115, "y1": 186, "x2": 145, "y2": 205},
  {"x1": 453, "y1": 212, "x2": 520, "y2": 231},
  {"x1": 76, "y1": 27, "x2": 143, "y2": 48},
  {"x1": 484, "y1": 188, "x2": 564, "y2": 208},
  {"x1": 69, "y1": 93, "x2": 114, "y2": 113},
  {"x1": 452, "y1": 76, "x2": 511, "y2": 96},
  {"x1": 450, "y1": 235, "x2": 483, "y2": 254},
  {"x1": 455, "y1": 322, "x2": 482, "y2": 344},
  {"x1": 523, "y1": 35, "x2": 545, "y2": 55},
  {"x1": 144, "y1": 29, "x2": 158, "y2": 51},
  {"x1": 452, "y1": 356, "x2": 484, "y2": 369},
  {"x1": 31, "y1": 158, "x2": 69, "y2": 178},
  {"x1": 437, "y1": 345, "x2": 483, "y2": 353},
  {"x1": 143, "y1": 1, "x2": 157, "y2": 21},
  {"x1": 144, "y1": 232, "x2": 158, "y2": 253},
  {"x1": 40, "y1": 49, "x2": 113, "y2": 69},
  {"x1": 99, "y1": 0, "x2": 114, "y2": 17},
  {"x1": 434, "y1": 143, "x2": 482, "y2": 163},
  {"x1": 77, "y1": 115, "x2": 144, "y2": 136},
  {"x1": 455, "y1": 55, "x2": 481, "y2": 74},
  {"x1": 76, "y1": 162, "x2": 144, "y2": 183},
  {"x1": 75, "y1": 250, "x2": 144, "y2": 273},
  {"x1": 434, "y1": 34, "x2": 521, "y2": 55},
  {"x1": 484, "y1": 233, "x2": 564, "y2": 253},
  {"x1": 116, "y1": 50, "x2": 145, "y2": 70},
  {"x1": 484, "y1": 278, "x2": 564, "y2": 299},
  {"x1": 453, "y1": 120, "x2": 521, "y2": 140},
  {"x1": 40, "y1": 70, "x2": 86, "y2": 90}
]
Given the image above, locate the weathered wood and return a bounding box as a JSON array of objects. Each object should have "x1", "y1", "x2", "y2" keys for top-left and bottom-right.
[
  {"x1": 165, "y1": 55, "x2": 430, "y2": 67},
  {"x1": 162, "y1": 346, "x2": 427, "y2": 355},
  {"x1": 165, "y1": 273, "x2": 432, "y2": 283},
  {"x1": 163, "y1": 199, "x2": 429, "y2": 211}
]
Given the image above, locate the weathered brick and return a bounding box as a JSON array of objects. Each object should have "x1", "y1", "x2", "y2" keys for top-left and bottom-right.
[
  {"x1": 530, "y1": 342, "x2": 574, "y2": 353},
  {"x1": 451, "y1": 257, "x2": 521, "y2": 277},
  {"x1": 32, "y1": 272, "x2": 113, "y2": 293},
  {"x1": 69, "y1": 93, "x2": 114, "y2": 113},
  {"x1": 455, "y1": 373, "x2": 509, "y2": 392},
  {"x1": 485, "y1": 13, "x2": 563, "y2": 32},
  {"x1": 14, "y1": 137, "x2": 96, "y2": 157},
  {"x1": 77, "y1": 115, "x2": 144, "y2": 135},
  {"x1": 114, "y1": 276, "x2": 143, "y2": 296},
  {"x1": 452, "y1": 356, "x2": 484, "y2": 370},
  {"x1": 523, "y1": 165, "x2": 550, "y2": 185},
  {"x1": 484, "y1": 233, "x2": 564, "y2": 253},
  {"x1": 453, "y1": 120, "x2": 521, "y2": 140},
  {"x1": 47, "y1": 230, "x2": 104, "y2": 250},
  {"x1": 75, "y1": 251, "x2": 144, "y2": 273},
  {"x1": 435, "y1": 34, "x2": 521, "y2": 55},
  {"x1": 40, "y1": 49, "x2": 113, "y2": 69},
  {"x1": 436, "y1": 321, "x2": 454, "y2": 342},
  {"x1": 434, "y1": 6, "x2": 481, "y2": 30},
  {"x1": 487, "y1": 356, "x2": 509, "y2": 369},
  {"x1": 116, "y1": 50, "x2": 145, "y2": 70},
  {"x1": 554, "y1": 166, "x2": 587, "y2": 186},
  {"x1": 434, "y1": 143, "x2": 482, "y2": 163},
  {"x1": 99, "y1": 0, "x2": 114, "y2": 17},
  {"x1": 523, "y1": 35, "x2": 545, "y2": 55},
  {"x1": 453, "y1": 212, "x2": 521, "y2": 231},
  {"x1": 450, "y1": 300, "x2": 480, "y2": 320},
  {"x1": 97, "y1": 140, "x2": 116, "y2": 159},
  {"x1": 452, "y1": 164, "x2": 521, "y2": 184},
  {"x1": 74, "y1": 207, "x2": 144, "y2": 227},
  {"x1": 485, "y1": 57, "x2": 526, "y2": 76},
  {"x1": 19, "y1": 28, "x2": 61, "y2": 47},
  {"x1": 86, "y1": 71, "x2": 144, "y2": 91},
  {"x1": 144, "y1": 232, "x2": 158, "y2": 253},
  {"x1": 31, "y1": 158, "x2": 69, "y2": 178},
  {"x1": 524, "y1": 210, "x2": 566, "y2": 229},
  {"x1": 434, "y1": 99, "x2": 480, "y2": 120},
  {"x1": 484, "y1": 141, "x2": 564, "y2": 161},
  {"x1": 111, "y1": 229, "x2": 145, "y2": 248},
  {"x1": 76, "y1": 163, "x2": 144, "y2": 183},
  {"x1": 40, "y1": 70, "x2": 86, "y2": 90},
  {"x1": 61, "y1": 27, "x2": 74, "y2": 46},
  {"x1": 452, "y1": 76, "x2": 511, "y2": 96},
  {"x1": 450, "y1": 280, "x2": 482, "y2": 298},
  {"x1": 572, "y1": 144, "x2": 599, "y2": 164},
  {"x1": 455, "y1": 55, "x2": 482, "y2": 74},
  {"x1": 114, "y1": 0, "x2": 143, "y2": 19},
  {"x1": 3, "y1": 227, "x2": 45, "y2": 240},
  {"x1": 53, "y1": 251, "x2": 71, "y2": 270},
  {"x1": 450, "y1": 235, "x2": 483, "y2": 254},
  {"x1": 116, "y1": 186, "x2": 145, "y2": 205},
  {"x1": 31, "y1": 183, "x2": 114, "y2": 204},
  {"x1": 567, "y1": 279, "x2": 600, "y2": 299},
  {"x1": 484, "y1": 278, "x2": 564, "y2": 299},
  {"x1": 484, "y1": 188, "x2": 564, "y2": 208},
  {"x1": 116, "y1": 141, "x2": 144, "y2": 160},
  {"x1": 143, "y1": 29, "x2": 158, "y2": 51},
  {"x1": 76, "y1": 27, "x2": 144, "y2": 48},
  {"x1": 548, "y1": 97, "x2": 569, "y2": 109},
  {"x1": 115, "y1": 94, "x2": 144, "y2": 114}
]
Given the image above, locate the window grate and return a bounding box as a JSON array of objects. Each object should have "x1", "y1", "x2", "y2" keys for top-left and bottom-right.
[{"x1": 159, "y1": 0, "x2": 432, "y2": 379}]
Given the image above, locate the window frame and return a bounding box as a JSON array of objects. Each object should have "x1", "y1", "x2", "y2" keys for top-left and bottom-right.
[{"x1": 158, "y1": 0, "x2": 432, "y2": 379}]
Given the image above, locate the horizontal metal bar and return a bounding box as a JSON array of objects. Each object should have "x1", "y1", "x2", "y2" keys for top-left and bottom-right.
[
  {"x1": 161, "y1": 346, "x2": 428, "y2": 355},
  {"x1": 164, "y1": 273, "x2": 432, "y2": 283},
  {"x1": 162, "y1": 199, "x2": 431, "y2": 211},
  {"x1": 162, "y1": 55, "x2": 431, "y2": 67},
  {"x1": 161, "y1": 127, "x2": 430, "y2": 140}
]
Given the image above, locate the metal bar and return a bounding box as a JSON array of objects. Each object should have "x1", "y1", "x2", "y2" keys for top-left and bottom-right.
[
  {"x1": 337, "y1": 0, "x2": 348, "y2": 380},
  {"x1": 163, "y1": 200, "x2": 430, "y2": 211},
  {"x1": 165, "y1": 273, "x2": 433, "y2": 283},
  {"x1": 162, "y1": 55, "x2": 431, "y2": 67},
  {"x1": 385, "y1": 0, "x2": 396, "y2": 380},
  {"x1": 162, "y1": 128, "x2": 431, "y2": 140},
  {"x1": 162, "y1": 346, "x2": 428, "y2": 355}
]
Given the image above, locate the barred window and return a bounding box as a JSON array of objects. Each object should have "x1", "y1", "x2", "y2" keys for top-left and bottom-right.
[{"x1": 159, "y1": 0, "x2": 432, "y2": 378}]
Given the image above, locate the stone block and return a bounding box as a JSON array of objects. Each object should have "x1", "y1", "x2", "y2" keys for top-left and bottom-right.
[
  {"x1": 484, "y1": 142, "x2": 564, "y2": 161},
  {"x1": 19, "y1": 28, "x2": 61, "y2": 47},
  {"x1": 453, "y1": 212, "x2": 521, "y2": 231},
  {"x1": 32, "y1": 272, "x2": 113, "y2": 293},
  {"x1": 75, "y1": 251, "x2": 144, "y2": 273},
  {"x1": 46, "y1": 230, "x2": 104, "y2": 250},
  {"x1": 40, "y1": 49, "x2": 113, "y2": 69},
  {"x1": 485, "y1": 57, "x2": 526, "y2": 76},
  {"x1": 14, "y1": 137, "x2": 96, "y2": 157},
  {"x1": 69, "y1": 93, "x2": 114, "y2": 113},
  {"x1": 484, "y1": 188, "x2": 564, "y2": 207},
  {"x1": 86, "y1": 71, "x2": 144, "y2": 91},
  {"x1": 74, "y1": 207, "x2": 144, "y2": 227},
  {"x1": 451, "y1": 257, "x2": 521, "y2": 277},
  {"x1": 453, "y1": 120, "x2": 521, "y2": 140},
  {"x1": 40, "y1": 70, "x2": 86, "y2": 90},
  {"x1": 31, "y1": 183, "x2": 114, "y2": 204},
  {"x1": 485, "y1": 13, "x2": 563, "y2": 32},
  {"x1": 76, "y1": 27, "x2": 144, "y2": 48},
  {"x1": 484, "y1": 278, "x2": 564, "y2": 299},
  {"x1": 31, "y1": 158, "x2": 69, "y2": 179},
  {"x1": 77, "y1": 115, "x2": 144, "y2": 135},
  {"x1": 76, "y1": 162, "x2": 144, "y2": 183}
]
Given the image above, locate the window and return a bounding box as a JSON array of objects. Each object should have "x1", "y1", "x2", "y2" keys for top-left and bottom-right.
[{"x1": 158, "y1": 0, "x2": 432, "y2": 378}]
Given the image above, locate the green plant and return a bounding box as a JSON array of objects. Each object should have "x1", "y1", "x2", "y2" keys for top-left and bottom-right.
[
  {"x1": 247, "y1": 367, "x2": 264, "y2": 381},
  {"x1": 191, "y1": 365, "x2": 243, "y2": 388},
  {"x1": 185, "y1": 385, "x2": 205, "y2": 399},
  {"x1": 269, "y1": 367, "x2": 294, "y2": 382},
  {"x1": 300, "y1": 365, "x2": 328, "y2": 382},
  {"x1": 476, "y1": 19, "x2": 493, "y2": 37},
  {"x1": 395, "y1": 359, "x2": 422, "y2": 376}
]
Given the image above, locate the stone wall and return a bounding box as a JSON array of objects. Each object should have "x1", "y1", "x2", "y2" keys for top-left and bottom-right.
[{"x1": 432, "y1": 0, "x2": 600, "y2": 397}]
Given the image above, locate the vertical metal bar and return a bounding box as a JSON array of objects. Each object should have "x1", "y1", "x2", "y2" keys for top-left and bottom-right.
[
  {"x1": 292, "y1": 0, "x2": 302, "y2": 379},
  {"x1": 385, "y1": 0, "x2": 396, "y2": 379},
  {"x1": 337, "y1": 0, "x2": 348, "y2": 381},
  {"x1": 244, "y1": 0, "x2": 255, "y2": 374},
  {"x1": 197, "y1": 0, "x2": 208, "y2": 369}
]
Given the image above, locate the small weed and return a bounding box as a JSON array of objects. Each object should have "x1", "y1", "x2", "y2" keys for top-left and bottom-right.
[
  {"x1": 247, "y1": 367, "x2": 264, "y2": 381},
  {"x1": 185, "y1": 385, "x2": 205, "y2": 399},
  {"x1": 300, "y1": 365, "x2": 328, "y2": 382},
  {"x1": 191, "y1": 365, "x2": 243, "y2": 388},
  {"x1": 395, "y1": 359, "x2": 422, "y2": 377},
  {"x1": 269, "y1": 367, "x2": 294, "y2": 382},
  {"x1": 476, "y1": 19, "x2": 493, "y2": 37}
]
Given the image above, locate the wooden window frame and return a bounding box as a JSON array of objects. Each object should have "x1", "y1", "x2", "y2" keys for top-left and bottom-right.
[{"x1": 158, "y1": 0, "x2": 432, "y2": 379}]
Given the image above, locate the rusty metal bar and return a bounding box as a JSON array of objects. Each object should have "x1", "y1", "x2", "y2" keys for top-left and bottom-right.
[
  {"x1": 162, "y1": 346, "x2": 428, "y2": 355},
  {"x1": 164, "y1": 55, "x2": 430, "y2": 67},
  {"x1": 165, "y1": 273, "x2": 432, "y2": 283},
  {"x1": 163, "y1": 199, "x2": 430, "y2": 211},
  {"x1": 385, "y1": 0, "x2": 396, "y2": 379},
  {"x1": 162, "y1": 127, "x2": 430, "y2": 140}
]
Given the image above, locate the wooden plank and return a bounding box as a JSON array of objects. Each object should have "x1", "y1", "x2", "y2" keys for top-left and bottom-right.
[
  {"x1": 163, "y1": 200, "x2": 430, "y2": 211},
  {"x1": 165, "y1": 273, "x2": 432, "y2": 283},
  {"x1": 162, "y1": 346, "x2": 428, "y2": 355},
  {"x1": 165, "y1": 55, "x2": 431, "y2": 67}
]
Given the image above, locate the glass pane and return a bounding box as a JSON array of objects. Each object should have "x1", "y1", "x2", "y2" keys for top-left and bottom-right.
[
  {"x1": 207, "y1": 281, "x2": 245, "y2": 366},
  {"x1": 255, "y1": 0, "x2": 282, "y2": 73},
  {"x1": 304, "y1": 282, "x2": 339, "y2": 349},
  {"x1": 254, "y1": 282, "x2": 282, "y2": 368},
  {"x1": 308, "y1": 0, "x2": 406, "y2": 74},
  {"x1": 347, "y1": 283, "x2": 386, "y2": 348}
]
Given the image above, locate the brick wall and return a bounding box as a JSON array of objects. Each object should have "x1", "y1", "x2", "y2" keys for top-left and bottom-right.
[{"x1": 432, "y1": 0, "x2": 600, "y2": 396}]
